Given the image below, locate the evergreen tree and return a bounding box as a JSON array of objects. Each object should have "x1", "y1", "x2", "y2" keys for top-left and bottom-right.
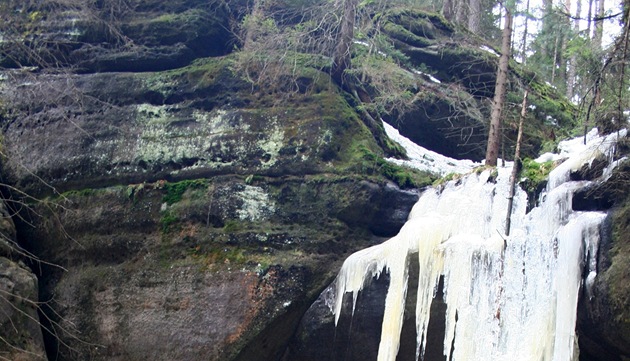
[
  {"x1": 486, "y1": 5, "x2": 513, "y2": 167},
  {"x1": 528, "y1": 0, "x2": 572, "y2": 93},
  {"x1": 594, "y1": 0, "x2": 605, "y2": 49},
  {"x1": 566, "y1": 0, "x2": 582, "y2": 100}
]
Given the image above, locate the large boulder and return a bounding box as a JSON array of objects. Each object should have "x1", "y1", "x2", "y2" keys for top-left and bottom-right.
[
  {"x1": 1, "y1": 57, "x2": 382, "y2": 195},
  {"x1": 2, "y1": 48, "x2": 423, "y2": 360},
  {"x1": 16, "y1": 175, "x2": 419, "y2": 360},
  {"x1": 0, "y1": 200, "x2": 46, "y2": 361}
]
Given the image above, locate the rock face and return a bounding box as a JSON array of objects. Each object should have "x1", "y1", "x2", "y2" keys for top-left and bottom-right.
[
  {"x1": 287, "y1": 142, "x2": 630, "y2": 361},
  {"x1": 2, "y1": 50, "x2": 425, "y2": 358},
  {"x1": 15, "y1": 173, "x2": 419, "y2": 361},
  {"x1": 576, "y1": 158, "x2": 630, "y2": 361},
  {"x1": 0, "y1": 0, "x2": 231, "y2": 72},
  {"x1": 0, "y1": 1, "x2": 625, "y2": 361},
  {"x1": 285, "y1": 264, "x2": 449, "y2": 361},
  {"x1": 2, "y1": 58, "x2": 370, "y2": 195},
  {"x1": 0, "y1": 201, "x2": 46, "y2": 361},
  {"x1": 1, "y1": 12, "x2": 423, "y2": 357},
  {"x1": 378, "y1": 9, "x2": 574, "y2": 161}
]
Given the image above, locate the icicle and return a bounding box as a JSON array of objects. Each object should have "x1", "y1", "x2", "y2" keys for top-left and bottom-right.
[{"x1": 331, "y1": 128, "x2": 627, "y2": 361}]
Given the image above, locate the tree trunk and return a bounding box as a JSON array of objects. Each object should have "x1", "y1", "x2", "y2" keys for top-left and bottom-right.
[
  {"x1": 455, "y1": 0, "x2": 468, "y2": 28},
  {"x1": 567, "y1": 0, "x2": 581, "y2": 100},
  {"x1": 616, "y1": 21, "x2": 630, "y2": 126},
  {"x1": 541, "y1": 0, "x2": 554, "y2": 59},
  {"x1": 587, "y1": 0, "x2": 594, "y2": 37},
  {"x1": 558, "y1": 0, "x2": 570, "y2": 86},
  {"x1": 551, "y1": 35, "x2": 559, "y2": 83},
  {"x1": 331, "y1": 0, "x2": 357, "y2": 85},
  {"x1": 505, "y1": 90, "x2": 528, "y2": 236},
  {"x1": 442, "y1": 0, "x2": 454, "y2": 21},
  {"x1": 485, "y1": 8, "x2": 513, "y2": 167},
  {"x1": 521, "y1": 0, "x2": 530, "y2": 64},
  {"x1": 468, "y1": 0, "x2": 481, "y2": 33},
  {"x1": 594, "y1": 0, "x2": 604, "y2": 49}
]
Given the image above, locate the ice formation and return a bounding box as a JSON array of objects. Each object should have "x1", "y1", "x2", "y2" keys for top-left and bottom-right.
[
  {"x1": 382, "y1": 121, "x2": 477, "y2": 176},
  {"x1": 333, "y1": 128, "x2": 627, "y2": 361}
]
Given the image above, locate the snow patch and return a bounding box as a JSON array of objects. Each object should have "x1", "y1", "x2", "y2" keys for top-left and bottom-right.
[
  {"x1": 382, "y1": 121, "x2": 477, "y2": 175},
  {"x1": 480, "y1": 45, "x2": 500, "y2": 57}
]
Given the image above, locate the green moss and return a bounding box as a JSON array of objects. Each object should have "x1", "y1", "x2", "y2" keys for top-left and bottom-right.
[
  {"x1": 432, "y1": 172, "x2": 459, "y2": 186},
  {"x1": 61, "y1": 188, "x2": 97, "y2": 198},
  {"x1": 520, "y1": 158, "x2": 555, "y2": 193},
  {"x1": 385, "y1": 8, "x2": 455, "y2": 34},
  {"x1": 28, "y1": 11, "x2": 43, "y2": 23},
  {"x1": 126, "y1": 8, "x2": 223, "y2": 45},
  {"x1": 162, "y1": 179, "x2": 208, "y2": 205},
  {"x1": 353, "y1": 145, "x2": 434, "y2": 188},
  {"x1": 603, "y1": 162, "x2": 630, "y2": 342},
  {"x1": 160, "y1": 211, "x2": 179, "y2": 233},
  {"x1": 143, "y1": 56, "x2": 234, "y2": 97},
  {"x1": 521, "y1": 158, "x2": 554, "y2": 181},
  {"x1": 205, "y1": 246, "x2": 247, "y2": 266},
  {"x1": 382, "y1": 22, "x2": 434, "y2": 48},
  {"x1": 223, "y1": 220, "x2": 242, "y2": 233},
  {"x1": 490, "y1": 167, "x2": 499, "y2": 181},
  {"x1": 526, "y1": 78, "x2": 576, "y2": 128}
]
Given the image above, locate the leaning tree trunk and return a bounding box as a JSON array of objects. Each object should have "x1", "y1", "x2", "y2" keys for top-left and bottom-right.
[
  {"x1": 331, "y1": 0, "x2": 357, "y2": 85},
  {"x1": 485, "y1": 8, "x2": 513, "y2": 167},
  {"x1": 505, "y1": 90, "x2": 528, "y2": 236}
]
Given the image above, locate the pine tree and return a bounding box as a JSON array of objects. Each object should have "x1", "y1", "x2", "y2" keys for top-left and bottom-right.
[
  {"x1": 520, "y1": 0, "x2": 531, "y2": 64},
  {"x1": 485, "y1": 6, "x2": 513, "y2": 167},
  {"x1": 566, "y1": 0, "x2": 581, "y2": 101},
  {"x1": 594, "y1": 0, "x2": 605, "y2": 49},
  {"x1": 468, "y1": 0, "x2": 482, "y2": 33}
]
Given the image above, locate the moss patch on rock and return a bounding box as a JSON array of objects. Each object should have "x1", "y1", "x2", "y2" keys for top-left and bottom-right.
[{"x1": 350, "y1": 145, "x2": 434, "y2": 189}]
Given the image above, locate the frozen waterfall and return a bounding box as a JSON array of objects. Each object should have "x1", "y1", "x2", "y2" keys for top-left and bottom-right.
[{"x1": 332, "y1": 127, "x2": 627, "y2": 361}]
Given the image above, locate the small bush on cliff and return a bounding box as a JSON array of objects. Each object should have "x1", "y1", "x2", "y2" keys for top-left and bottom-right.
[{"x1": 162, "y1": 179, "x2": 208, "y2": 205}]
